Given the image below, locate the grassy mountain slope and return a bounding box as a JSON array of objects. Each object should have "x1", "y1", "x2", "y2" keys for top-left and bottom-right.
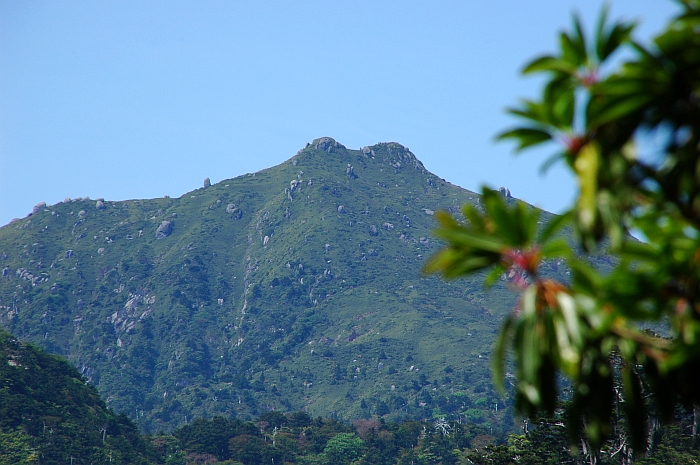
[{"x1": 0, "y1": 137, "x2": 574, "y2": 433}]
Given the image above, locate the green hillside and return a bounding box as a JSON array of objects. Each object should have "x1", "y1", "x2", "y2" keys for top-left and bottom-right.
[
  {"x1": 0, "y1": 137, "x2": 575, "y2": 433},
  {"x1": 0, "y1": 329, "x2": 157, "y2": 464}
]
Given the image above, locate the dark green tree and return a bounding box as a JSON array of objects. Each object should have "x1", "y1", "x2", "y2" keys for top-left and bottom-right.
[{"x1": 322, "y1": 432, "x2": 365, "y2": 465}]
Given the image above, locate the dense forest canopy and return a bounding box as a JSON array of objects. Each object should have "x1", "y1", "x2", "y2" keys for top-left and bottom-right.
[{"x1": 2, "y1": 330, "x2": 699, "y2": 464}]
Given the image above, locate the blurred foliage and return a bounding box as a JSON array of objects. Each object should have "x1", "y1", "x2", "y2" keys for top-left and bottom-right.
[{"x1": 427, "y1": 0, "x2": 700, "y2": 454}]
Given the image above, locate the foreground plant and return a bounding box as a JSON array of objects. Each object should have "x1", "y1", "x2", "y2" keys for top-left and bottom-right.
[{"x1": 426, "y1": 0, "x2": 700, "y2": 453}]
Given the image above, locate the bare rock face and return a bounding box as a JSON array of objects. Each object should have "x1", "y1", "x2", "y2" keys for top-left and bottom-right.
[
  {"x1": 156, "y1": 221, "x2": 174, "y2": 239},
  {"x1": 204, "y1": 178, "x2": 211, "y2": 189},
  {"x1": 315, "y1": 137, "x2": 334, "y2": 151},
  {"x1": 226, "y1": 204, "x2": 242, "y2": 219},
  {"x1": 31, "y1": 202, "x2": 46, "y2": 215},
  {"x1": 346, "y1": 164, "x2": 356, "y2": 179},
  {"x1": 96, "y1": 200, "x2": 106, "y2": 210},
  {"x1": 337, "y1": 205, "x2": 346, "y2": 214},
  {"x1": 369, "y1": 225, "x2": 378, "y2": 236},
  {"x1": 498, "y1": 187, "x2": 512, "y2": 198},
  {"x1": 313, "y1": 137, "x2": 346, "y2": 153}
]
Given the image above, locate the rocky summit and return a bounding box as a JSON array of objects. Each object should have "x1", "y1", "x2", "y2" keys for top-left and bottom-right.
[{"x1": 0, "y1": 138, "x2": 570, "y2": 433}]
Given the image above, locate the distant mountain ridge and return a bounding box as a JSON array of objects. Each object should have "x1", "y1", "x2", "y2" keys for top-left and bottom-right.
[{"x1": 0, "y1": 137, "x2": 573, "y2": 433}]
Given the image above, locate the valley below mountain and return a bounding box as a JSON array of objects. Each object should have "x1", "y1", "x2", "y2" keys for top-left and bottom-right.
[{"x1": 0, "y1": 137, "x2": 577, "y2": 433}]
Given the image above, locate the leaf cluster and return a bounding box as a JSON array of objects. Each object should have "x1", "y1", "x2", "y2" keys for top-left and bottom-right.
[{"x1": 428, "y1": 0, "x2": 700, "y2": 454}]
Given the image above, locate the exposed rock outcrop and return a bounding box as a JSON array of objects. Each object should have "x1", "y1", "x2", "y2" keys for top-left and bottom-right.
[
  {"x1": 156, "y1": 221, "x2": 173, "y2": 239},
  {"x1": 31, "y1": 202, "x2": 46, "y2": 215},
  {"x1": 313, "y1": 137, "x2": 346, "y2": 153}
]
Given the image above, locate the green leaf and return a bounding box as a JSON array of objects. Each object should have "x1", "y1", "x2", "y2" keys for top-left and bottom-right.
[
  {"x1": 538, "y1": 152, "x2": 566, "y2": 174},
  {"x1": 495, "y1": 127, "x2": 553, "y2": 151},
  {"x1": 546, "y1": 79, "x2": 576, "y2": 128},
  {"x1": 556, "y1": 292, "x2": 583, "y2": 347},
  {"x1": 589, "y1": 94, "x2": 653, "y2": 127},
  {"x1": 600, "y1": 22, "x2": 635, "y2": 61},
  {"x1": 462, "y1": 205, "x2": 486, "y2": 230},
  {"x1": 484, "y1": 264, "x2": 506, "y2": 287},
  {"x1": 594, "y1": 3, "x2": 611, "y2": 62},
  {"x1": 436, "y1": 228, "x2": 505, "y2": 254},
  {"x1": 492, "y1": 317, "x2": 514, "y2": 393},
  {"x1": 537, "y1": 211, "x2": 570, "y2": 243},
  {"x1": 540, "y1": 238, "x2": 570, "y2": 259},
  {"x1": 520, "y1": 319, "x2": 541, "y2": 387},
  {"x1": 447, "y1": 255, "x2": 499, "y2": 276},
  {"x1": 522, "y1": 55, "x2": 577, "y2": 75},
  {"x1": 560, "y1": 31, "x2": 585, "y2": 67},
  {"x1": 506, "y1": 100, "x2": 552, "y2": 125},
  {"x1": 572, "y1": 13, "x2": 588, "y2": 64}
]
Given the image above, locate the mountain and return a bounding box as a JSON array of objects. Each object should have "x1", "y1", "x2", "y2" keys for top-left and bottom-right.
[
  {"x1": 0, "y1": 137, "x2": 574, "y2": 433},
  {"x1": 0, "y1": 328, "x2": 158, "y2": 464}
]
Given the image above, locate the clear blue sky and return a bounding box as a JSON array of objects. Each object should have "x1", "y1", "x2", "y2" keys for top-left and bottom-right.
[{"x1": 0, "y1": 1, "x2": 678, "y2": 226}]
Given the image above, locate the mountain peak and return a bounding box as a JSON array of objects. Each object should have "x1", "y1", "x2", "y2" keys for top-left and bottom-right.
[
  {"x1": 310, "y1": 137, "x2": 346, "y2": 152},
  {"x1": 302, "y1": 138, "x2": 425, "y2": 173},
  {"x1": 3, "y1": 137, "x2": 552, "y2": 432}
]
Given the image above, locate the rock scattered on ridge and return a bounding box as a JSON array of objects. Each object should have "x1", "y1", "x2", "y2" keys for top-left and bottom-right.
[
  {"x1": 204, "y1": 178, "x2": 211, "y2": 189},
  {"x1": 31, "y1": 202, "x2": 46, "y2": 215},
  {"x1": 156, "y1": 221, "x2": 173, "y2": 239}
]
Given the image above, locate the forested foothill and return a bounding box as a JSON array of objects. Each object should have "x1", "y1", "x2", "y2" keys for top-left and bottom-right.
[{"x1": 3, "y1": 325, "x2": 700, "y2": 464}]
